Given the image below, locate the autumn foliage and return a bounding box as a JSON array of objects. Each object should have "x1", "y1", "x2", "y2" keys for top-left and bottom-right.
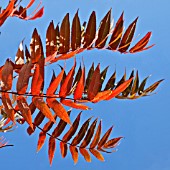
[{"x1": 0, "y1": 0, "x2": 163, "y2": 166}]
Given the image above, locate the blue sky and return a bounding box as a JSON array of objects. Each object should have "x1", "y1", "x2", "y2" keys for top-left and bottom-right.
[{"x1": 0, "y1": 0, "x2": 170, "y2": 170}]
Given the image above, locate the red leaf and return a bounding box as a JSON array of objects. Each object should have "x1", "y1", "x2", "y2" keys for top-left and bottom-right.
[
  {"x1": 0, "y1": 0, "x2": 15, "y2": 26},
  {"x1": 31, "y1": 57, "x2": 44, "y2": 95},
  {"x1": 61, "y1": 99, "x2": 90, "y2": 110},
  {"x1": 48, "y1": 137, "x2": 56, "y2": 166},
  {"x1": 129, "y1": 32, "x2": 154, "y2": 53},
  {"x1": 59, "y1": 61, "x2": 76, "y2": 98},
  {"x1": 87, "y1": 64, "x2": 101, "y2": 100},
  {"x1": 1, "y1": 93, "x2": 15, "y2": 122},
  {"x1": 37, "y1": 132, "x2": 46, "y2": 152},
  {"x1": 47, "y1": 98, "x2": 71, "y2": 124},
  {"x1": 47, "y1": 68, "x2": 64, "y2": 95},
  {"x1": 74, "y1": 67, "x2": 85, "y2": 100},
  {"x1": 105, "y1": 77, "x2": 133, "y2": 100},
  {"x1": 28, "y1": 7, "x2": 44, "y2": 20}
]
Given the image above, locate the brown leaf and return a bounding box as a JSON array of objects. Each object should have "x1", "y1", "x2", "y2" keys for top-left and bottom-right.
[
  {"x1": 90, "y1": 120, "x2": 102, "y2": 148},
  {"x1": 108, "y1": 12, "x2": 124, "y2": 50},
  {"x1": 30, "y1": 28, "x2": 43, "y2": 63},
  {"x1": 98, "y1": 126, "x2": 113, "y2": 148},
  {"x1": 103, "y1": 137, "x2": 123, "y2": 149},
  {"x1": 46, "y1": 20, "x2": 57, "y2": 58},
  {"x1": 95, "y1": 9, "x2": 111, "y2": 48},
  {"x1": 62, "y1": 112, "x2": 81, "y2": 142},
  {"x1": 71, "y1": 117, "x2": 92, "y2": 146},
  {"x1": 71, "y1": 10, "x2": 81, "y2": 50},
  {"x1": 118, "y1": 17, "x2": 138, "y2": 53},
  {"x1": 16, "y1": 61, "x2": 32, "y2": 94},
  {"x1": 59, "y1": 13, "x2": 70, "y2": 54},
  {"x1": 1, "y1": 59, "x2": 13, "y2": 91},
  {"x1": 83, "y1": 11, "x2": 96, "y2": 48},
  {"x1": 1, "y1": 93, "x2": 15, "y2": 122},
  {"x1": 80, "y1": 119, "x2": 97, "y2": 148}
]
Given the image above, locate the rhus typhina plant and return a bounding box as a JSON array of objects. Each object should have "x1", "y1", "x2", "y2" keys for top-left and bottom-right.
[{"x1": 0, "y1": 0, "x2": 163, "y2": 166}]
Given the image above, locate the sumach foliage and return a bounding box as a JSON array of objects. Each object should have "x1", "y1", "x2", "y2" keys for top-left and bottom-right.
[{"x1": 0, "y1": 0, "x2": 163, "y2": 166}]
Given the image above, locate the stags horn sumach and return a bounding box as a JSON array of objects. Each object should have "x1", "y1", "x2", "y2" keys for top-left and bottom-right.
[{"x1": 0, "y1": 7, "x2": 163, "y2": 167}]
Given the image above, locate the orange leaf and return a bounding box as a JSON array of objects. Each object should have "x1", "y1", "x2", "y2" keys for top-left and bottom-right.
[
  {"x1": 105, "y1": 77, "x2": 133, "y2": 100},
  {"x1": 48, "y1": 137, "x2": 56, "y2": 166},
  {"x1": 33, "y1": 97, "x2": 56, "y2": 123},
  {"x1": 69, "y1": 145, "x2": 78, "y2": 164},
  {"x1": 17, "y1": 96, "x2": 33, "y2": 129},
  {"x1": 91, "y1": 90, "x2": 112, "y2": 103},
  {"x1": 59, "y1": 61, "x2": 76, "y2": 98},
  {"x1": 1, "y1": 59, "x2": 13, "y2": 91},
  {"x1": 61, "y1": 99, "x2": 90, "y2": 110},
  {"x1": 16, "y1": 61, "x2": 32, "y2": 94},
  {"x1": 89, "y1": 149, "x2": 104, "y2": 161},
  {"x1": 87, "y1": 64, "x2": 101, "y2": 100},
  {"x1": 79, "y1": 148, "x2": 91, "y2": 162},
  {"x1": 47, "y1": 68, "x2": 64, "y2": 95},
  {"x1": 37, "y1": 131, "x2": 46, "y2": 152},
  {"x1": 74, "y1": 67, "x2": 85, "y2": 100},
  {"x1": 47, "y1": 98, "x2": 70, "y2": 124},
  {"x1": 60, "y1": 142, "x2": 67, "y2": 158}
]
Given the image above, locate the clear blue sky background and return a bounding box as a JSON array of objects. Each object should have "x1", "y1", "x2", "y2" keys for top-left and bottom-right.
[{"x1": 0, "y1": 0, "x2": 170, "y2": 170}]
